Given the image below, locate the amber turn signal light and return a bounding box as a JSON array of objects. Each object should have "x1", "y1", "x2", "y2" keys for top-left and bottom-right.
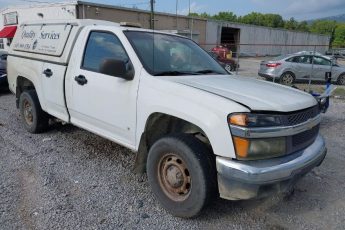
[
  {"x1": 229, "y1": 114, "x2": 247, "y2": 126},
  {"x1": 233, "y1": 136, "x2": 249, "y2": 158}
]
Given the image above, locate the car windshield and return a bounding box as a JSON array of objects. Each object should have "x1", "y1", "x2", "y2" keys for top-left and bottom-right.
[{"x1": 124, "y1": 31, "x2": 227, "y2": 76}]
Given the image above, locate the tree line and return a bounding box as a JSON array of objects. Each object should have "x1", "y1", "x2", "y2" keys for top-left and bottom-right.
[{"x1": 189, "y1": 12, "x2": 345, "y2": 47}]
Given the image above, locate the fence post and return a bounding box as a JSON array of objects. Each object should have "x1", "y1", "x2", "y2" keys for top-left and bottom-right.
[
  {"x1": 308, "y1": 45, "x2": 316, "y2": 92},
  {"x1": 236, "y1": 33, "x2": 240, "y2": 75}
]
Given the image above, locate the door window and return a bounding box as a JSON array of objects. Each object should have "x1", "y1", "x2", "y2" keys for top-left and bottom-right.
[
  {"x1": 82, "y1": 31, "x2": 130, "y2": 73},
  {"x1": 287, "y1": 55, "x2": 311, "y2": 64},
  {"x1": 313, "y1": 56, "x2": 331, "y2": 66}
]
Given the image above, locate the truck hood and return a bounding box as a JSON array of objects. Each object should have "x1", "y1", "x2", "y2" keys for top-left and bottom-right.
[{"x1": 162, "y1": 75, "x2": 317, "y2": 112}]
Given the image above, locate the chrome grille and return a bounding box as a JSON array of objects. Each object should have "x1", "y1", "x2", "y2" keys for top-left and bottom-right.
[
  {"x1": 282, "y1": 105, "x2": 319, "y2": 126},
  {"x1": 282, "y1": 106, "x2": 320, "y2": 155},
  {"x1": 291, "y1": 124, "x2": 319, "y2": 150}
]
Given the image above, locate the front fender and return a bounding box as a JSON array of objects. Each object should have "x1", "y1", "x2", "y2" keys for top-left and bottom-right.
[{"x1": 136, "y1": 75, "x2": 249, "y2": 158}]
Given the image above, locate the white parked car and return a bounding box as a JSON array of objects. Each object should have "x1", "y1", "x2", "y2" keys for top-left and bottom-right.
[{"x1": 7, "y1": 19, "x2": 327, "y2": 218}]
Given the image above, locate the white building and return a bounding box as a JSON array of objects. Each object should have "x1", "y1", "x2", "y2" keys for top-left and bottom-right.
[{"x1": 0, "y1": 2, "x2": 77, "y2": 51}]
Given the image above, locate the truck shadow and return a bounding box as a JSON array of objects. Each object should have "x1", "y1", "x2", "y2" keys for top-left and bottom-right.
[
  {"x1": 197, "y1": 175, "x2": 329, "y2": 227},
  {"x1": 46, "y1": 122, "x2": 135, "y2": 167}
]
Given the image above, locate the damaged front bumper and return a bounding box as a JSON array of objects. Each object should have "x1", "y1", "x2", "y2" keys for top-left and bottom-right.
[{"x1": 216, "y1": 134, "x2": 327, "y2": 200}]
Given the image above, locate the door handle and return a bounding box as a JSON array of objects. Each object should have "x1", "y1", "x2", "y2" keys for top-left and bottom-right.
[
  {"x1": 74, "y1": 75, "x2": 88, "y2": 86},
  {"x1": 43, "y1": 68, "x2": 53, "y2": 77}
]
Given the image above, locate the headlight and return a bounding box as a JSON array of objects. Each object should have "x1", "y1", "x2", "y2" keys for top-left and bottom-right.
[
  {"x1": 233, "y1": 136, "x2": 286, "y2": 160},
  {"x1": 229, "y1": 113, "x2": 282, "y2": 127},
  {"x1": 229, "y1": 113, "x2": 286, "y2": 160}
]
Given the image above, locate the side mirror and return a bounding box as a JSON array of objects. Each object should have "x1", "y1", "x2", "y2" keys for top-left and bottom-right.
[{"x1": 99, "y1": 58, "x2": 134, "y2": 80}]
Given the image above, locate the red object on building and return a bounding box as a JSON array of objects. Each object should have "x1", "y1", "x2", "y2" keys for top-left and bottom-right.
[{"x1": 0, "y1": 26, "x2": 17, "y2": 38}]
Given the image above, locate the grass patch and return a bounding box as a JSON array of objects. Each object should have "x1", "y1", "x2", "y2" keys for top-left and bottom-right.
[
  {"x1": 293, "y1": 84, "x2": 345, "y2": 97},
  {"x1": 333, "y1": 87, "x2": 345, "y2": 96}
]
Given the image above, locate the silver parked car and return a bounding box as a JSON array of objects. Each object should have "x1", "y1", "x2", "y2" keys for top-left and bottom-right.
[{"x1": 258, "y1": 53, "x2": 345, "y2": 85}]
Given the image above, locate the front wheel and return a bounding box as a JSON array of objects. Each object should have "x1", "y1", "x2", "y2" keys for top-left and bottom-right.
[
  {"x1": 147, "y1": 134, "x2": 216, "y2": 218},
  {"x1": 337, "y1": 74, "x2": 345, "y2": 85},
  {"x1": 19, "y1": 90, "x2": 49, "y2": 133}
]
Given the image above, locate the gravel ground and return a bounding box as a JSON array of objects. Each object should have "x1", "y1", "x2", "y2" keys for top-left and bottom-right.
[{"x1": 0, "y1": 91, "x2": 345, "y2": 230}]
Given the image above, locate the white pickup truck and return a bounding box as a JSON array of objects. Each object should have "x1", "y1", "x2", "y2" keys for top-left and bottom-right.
[{"x1": 7, "y1": 19, "x2": 327, "y2": 218}]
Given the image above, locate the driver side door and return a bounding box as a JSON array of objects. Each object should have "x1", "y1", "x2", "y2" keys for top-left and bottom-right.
[{"x1": 67, "y1": 30, "x2": 139, "y2": 148}]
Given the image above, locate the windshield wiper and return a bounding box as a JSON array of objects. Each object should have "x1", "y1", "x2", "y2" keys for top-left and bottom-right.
[
  {"x1": 195, "y1": 69, "x2": 224, "y2": 74},
  {"x1": 154, "y1": 71, "x2": 196, "y2": 76}
]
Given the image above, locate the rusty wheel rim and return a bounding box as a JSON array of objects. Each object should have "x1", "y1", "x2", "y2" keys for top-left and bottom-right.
[
  {"x1": 158, "y1": 153, "x2": 192, "y2": 202},
  {"x1": 23, "y1": 99, "x2": 33, "y2": 125}
]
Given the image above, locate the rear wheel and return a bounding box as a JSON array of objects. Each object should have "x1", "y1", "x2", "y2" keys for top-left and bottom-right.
[
  {"x1": 280, "y1": 72, "x2": 295, "y2": 85},
  {"x1": 337, "y1": 74, "x2": 345, "y2": 85},
  {"x1": 19, "y1": 90, "x2": 49, "y2": 133},
  {"x1": 147, "y1": 134, "x2": 216, "y2": 218}
]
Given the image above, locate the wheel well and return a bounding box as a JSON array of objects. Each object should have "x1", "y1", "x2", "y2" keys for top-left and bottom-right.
[
  {"x1": 281, "y1": 71, "x2": 295, "y2": 78},
  {"x1": 16, "y1": 76, "x2": 35, "y2": 108},
  {"x1": 134, "y1": 113, "x2": 212, "y2": 174}
]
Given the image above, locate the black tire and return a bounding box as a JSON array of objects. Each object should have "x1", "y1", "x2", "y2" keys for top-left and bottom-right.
[
  {"x1": 19, "y1": 90, "x2": 49, "y2": 133},
  {"x1": 280, "y1": 72, "x2": 295, "y2": 85},
  {"x1": 147, "y1": 134, "x2": 216, "y2": 218},
  {"x1": 337, "y1": 74, "x2": 345, "y2": 85},
  {"x1": 231, "y1": 64, "x2": 239, "y2": 71}
]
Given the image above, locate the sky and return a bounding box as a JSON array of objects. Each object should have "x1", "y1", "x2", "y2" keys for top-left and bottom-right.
[{"x1": 1, "y1": 0, "x2": 345, "y2": 21}]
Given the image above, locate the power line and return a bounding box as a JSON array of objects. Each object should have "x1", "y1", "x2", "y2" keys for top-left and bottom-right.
[
  {"x1": 18, "y1": 0, "x2": 55, "y2": 3},
  {"x1": 118, "y1": 1, "x2": 150, "y2": 7},
  {"x1": 17, "y1": 0, "x2": 150, "y2": 7}
]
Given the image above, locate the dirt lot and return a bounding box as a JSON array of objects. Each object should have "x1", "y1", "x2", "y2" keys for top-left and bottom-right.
[{"x1": 1, "y1": 59, "x2": 345, "y2": 229}]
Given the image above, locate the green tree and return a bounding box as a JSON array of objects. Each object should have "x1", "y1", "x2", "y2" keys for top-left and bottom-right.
[
  {"x1": 188, "y1": 12, "x2": 212, "y2": 19},
  {"x1": 200, "y1": 12, "x2": 212, "y2": 18},
  {"x1": 262, "y1": 14, "x2": 285, "y2": 28},
  {"x1": 333, "y1": 23, "x2": 345, "y2": 47},
  {"x1": 309, "y1": 20, "x2": 337, "y2": 35},
  {"x1": 284, "y1": 17, "x2": 298, "y2": 30},
  {"x1": 212, "y1": 12, "x2": 237, "y2": 22},
  {"x1": 188, "y1": 12, "x2": 199, "y2": 17},
  {"x1": 296, "y1": 21, "x2": 310, "y2": 32},
  {"x1": 240, "y1": 12, "x2": 265, "y2": 26}
]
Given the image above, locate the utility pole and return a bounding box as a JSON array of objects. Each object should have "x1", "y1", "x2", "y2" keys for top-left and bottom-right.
[
  {"x1": 176, "y1": 0, "x2": 178, "y2": 29},
  {"x1": 150, "y1": 0, "x2": 155, "y2": 29},
  {"x1": 188, "y1": 0, "x2": 190, "y2": 16},
  {"x1": 189, "y1": 0, "x2": 192, "y2": 39}
]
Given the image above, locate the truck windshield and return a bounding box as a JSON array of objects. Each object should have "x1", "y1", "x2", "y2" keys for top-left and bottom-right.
[{"x1": 124, "y1": 31, "x2": 227, "y2": 76}]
